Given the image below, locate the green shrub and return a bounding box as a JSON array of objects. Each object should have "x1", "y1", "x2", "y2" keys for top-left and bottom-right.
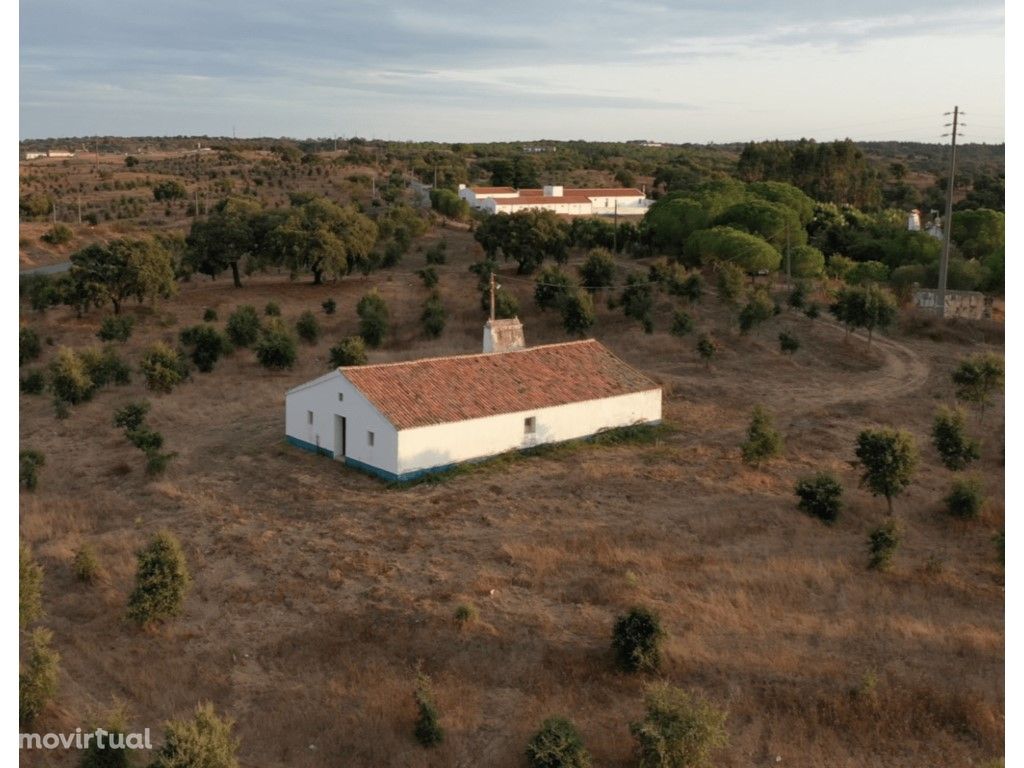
[
  {"x1": 932, "y1": 407, "x2": 981, "y2": 471},
  {"x1": 126, "y1": 428, "x2": 164, "y2": 452},
  {"x1": 203, "y1": 307, "x2": 218, "y2": 322},
  {"x1": 114, "y1": 401, "x2": 150, "y2": 432},
  {"x1": 20, "y1": 449, "x2": 45, "y2": 491},
  {"x1": 357, "y1": 290, "x2": 390, "y2": 347},
  {"x1": 264, "y1": 301, "x2": 281, "y2": 317},
  {"x1": 20, "y1": 369, "x2": 45, "y2": 395},
  {"x1": 952, "y1": 353, "x2": 1003, "y2": 422},
  {"x1": 560, "y1": 289, "x2": 595, "y2": 337},
  {"x1": 794, "y1": 472, "x2": 843, "y2": 523},
  {"x1": 612, "y1": 606, "x2": 665, "y2": 673},
  {"x1": 254, "y1": 320, "x2": 297, "y2": 370},
  {"x1": 421, "y1": 293, "x2": 446, "y2": 338},
  {"x1": 48, "y1": 347, "x2": 96, "y2": 404},
  {"x1": 225, "y1": 305, "x2": 262, "y2": 347},
  {"x1": 53, "y1": 397, "x2": 70, "y2": 420},
  {"x1": 417, "y1": 267, "x2": 439, "y2": 289},
  {"x1": 72, "y1": 545, "x2": 102, "y2": 584},
  {"x1": 696, "y1": 333, "x2": 717, "y2": 369},
  {"x1": 738, "y1": 289, "x2": 774, "y2": 333},
  {"x1": 413, "y1": 673, "x2": 444, "y2": 747},
  {"x1": 126, "y1": 531, "x2": 191, "y2": 626},
  {"x1": 145, "y1": 450, "x2": 176, "y2": 477},
  {"x1": 787, "y1": 282, "x2": 806, "y2": 309},
  {"x1": 180, "y1": 325, "x2": 229, "y2": 373},
  {"x1": 296, "y1": 311, "x2": 321, "y2": 344},
  {"x1": 526, "y1": 717, "x2": 591, "y2": 768},
  {"x1": 868, "y1": 520, "x2": 900, "y2": 571},
  {"x1": 716, "y1": 262, "x2": 746, "y2": 304},
  {"x1": 946, "y1": 476, "x2": 984, "y2": 519},
  {"x1": 630, "y1": 683, "x2": 728, "y2": 768},
  {"x1": 149, "y1": 702, "x2": 239, "y2": 768},
  {"x1": 79, "y1": 705, "x2": 131, "y2": 768},
  {"x1": 321, "y1": 298, "x2": 337, "y2": 315},
  {"x1": 454, "y1": 603, "x2": 477, "y2": 628},
  {"x1": 20, "y1": 542, "x2": 43, "y2": 628},
  {"x1": 670, "y1": 310, "x2": 694, "y2": 337},
  {"x1": 855, "y1": 429, "x2": 917, "y2": 514},
  {"x1": 41, "y1": 223, "x2": 74, "y2": 245},
  {"x1": 19, "y1": 628, "x2": 60, "y2": 727},
  {"x1": 139, "y1": 343, "x2": 189, "y2": 392},
  {"x1": 778, "y1": 330, "x2": 800, "y2": 354},
  {"x1": 329, "y1": 336, "x2": 368, "y2": 367},
  {"x1": 425, "y1": 239, "x2": 448, "y2": 265},
  {"x1": 81, "y1": 346, "x2": 132, "y2": 387},
  {"x1": 804, "y1": 303, "x2": 820, "y2": 320},
  {"x1": 97, "y1": 315, "x2": 134, "y2": 342},
  {"x1": 741, "y1": 406, "x2": 783, "y2": 465},
  {"x1": 20, "y1": 327, "x2": 41, "y2": 365}
]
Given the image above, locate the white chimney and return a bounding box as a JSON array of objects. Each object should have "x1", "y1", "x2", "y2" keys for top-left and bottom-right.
[
  {"x1": 483, "y1": 318, "x2": 525, "y2": 353},
  {"x1": 542, "y1": 185, "x2": 563, "y2": 197}
]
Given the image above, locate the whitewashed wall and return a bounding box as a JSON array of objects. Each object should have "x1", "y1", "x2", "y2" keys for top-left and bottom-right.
[
  {"x1": 284, "y1": 371, "x2": 399, "y2": 476},
  {"x1": 396, "y1": 389, "x2": 662, "y2": 476},
  {"x1": 493, "y1": 200, "x2": 594, "y2": 215}
]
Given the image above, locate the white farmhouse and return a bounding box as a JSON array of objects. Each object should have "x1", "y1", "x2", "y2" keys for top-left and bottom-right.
[
  {"x1": 285, "y1": 337, "x2": 662, "y2": 481},
  {"x1": 458, "y1": 184, "x2": 651, "y2": 217}
]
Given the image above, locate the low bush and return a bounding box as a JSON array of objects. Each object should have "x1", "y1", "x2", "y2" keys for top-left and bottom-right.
[
  {"x1": 48, "y1": 347, "x2": 96, "y2": 404},
  {"x1": 254, "y1": 320, "x2": 297, "y2": 370},
  {"x1": 868, "y1": 520, "x2": 900, "y2": 571},
  {"x1": 612, "y1": 606, "x2": 665, "y2": 673},
  {"x1": 425, "y1": 239, "x2": 448, "y2": 265},
  {"x1": 421, "y1": 293, "x2": 446, "y2": 338},
  {"x1": 20, "y1": 449, "x2": 45, "y2": 491},
  {"x1": 630, "y1": 683, "x2": 728, "y2": 768},
  {"x1": 946, "y1": 476, "x2": 984, "y2": 519},
  {"x1": 41, "y1": 223, "x2": 74, "y2": 245},
  {"x1": 329, "y1": 337, "x2": 368, "y2": 367},
  {"x1": 696, "y1": 334, "x2": 717, "y2": 369},
  {"x1": 417, "y1": 267, "x2": 439, "y2": 289},
  {"x1": 357, "y1": 291, "x2": 389, "y2": 348},
  {"x1": 526, "y1": 717, "x2": 591, "y2": 768},
  {"x1": 203, "y1": 307, "x2": 218, "y2": 322},
  {"x1": 321, "y1": 298, "x2": 337, "y2": 315},
  {"x1": 72, "y1": 545, "x2": 102, "y2": 584},
  {"x1": 296, "y1": 311, "x2": 321, "y2": 344},
  {"x1": 19, "y1": 628, "x2": 60, "y2": 727},
  {"x1": 126, "y1": 427, "x2": 164, "y2": 452},
  {"x1": 794, "y1": 472, "x2": 843, "y2": 523},
  {"x1": 932, "y1": 407, "x2": 980, "y2": 471},
  {"x1": 741, "y1": 406, "x2": 783, "y2": 465},
  {"x1": 20, "y1": 370, "x2": 45, "y2": 395},
  {"x1": 81, "y1": 346, "x2": 132, "y2": 387},
  {"x1": 413, "y1": 673, "x2": 444, "y2": 747},
  {"x1": 114, "y1": 401, "x2": 150, "y2": 432},
  {"x1": 180, "y1": 325, "x2": 229, "y2": 373},
  {"x1": 149, "y1": 702, "x2": 239, "y2": 768},
  {"x1": 97, "y1": 315, "x2": 134, "y2": 342},
  {"x1": 778, "y1": 330, "x2": 800, "y2": 354},
  {"x1": 670, "y1": 310, "x2": 694, "y2": 337},
  {"x1": 20, "y1": 543, "x2": 43, "y2": 627},
  {"x1": 20, "y1": 327, "x2": 41, "y2": 365},
  {"x1": 264, "y1": 301, "x2": 281, "y2": 317},
  {"x1": 126, "y1": 531, "x2": 191, "y2": 626},
  {"x1": 454, "y1": 603, "x2": 477, "y2": 628},
  {"x1": 139, "y1": 343, "x2": 189, "y2": 392},
  {"x1": 145, "y1": 450, "x2": 177, "y2": 477},
  {"x1": 225, "y1": 305, "x2": 261, "y2": 347}
]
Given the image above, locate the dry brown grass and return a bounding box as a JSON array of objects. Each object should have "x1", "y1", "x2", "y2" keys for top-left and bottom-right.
[{"x1": 19, "y1": 228, "x2": 1004, "y2": 767}]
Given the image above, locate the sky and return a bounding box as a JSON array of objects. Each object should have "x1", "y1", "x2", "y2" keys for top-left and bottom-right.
[{"x1": 19, "y1": 1, "x2": 1005, "y2": 143}]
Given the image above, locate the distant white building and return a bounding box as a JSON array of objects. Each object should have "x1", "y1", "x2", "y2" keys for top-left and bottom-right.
[
  {"x1": 459, "y1": 184, "x2": 652, "y2": 217},
  {"x1": 907, "y1": 209, "x2": 921, "y2": 231},
  {"x1": 285, "y1": 331, "x2": 662, "y2": 482}
]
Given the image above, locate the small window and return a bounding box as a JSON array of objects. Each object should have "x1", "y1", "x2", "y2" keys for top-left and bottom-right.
[
  {"x1": 524, "y1": 417, "x2": 536, "y2": 435},
  {"x1": 367, "y1": 431, "x2": 375, "y2": 447},
  {"x1": 338, "y1": 392, "x2": 344, "y2": 402},
  {"x1": 307, "y1": 410, "x2": 314, "y2": 425}
]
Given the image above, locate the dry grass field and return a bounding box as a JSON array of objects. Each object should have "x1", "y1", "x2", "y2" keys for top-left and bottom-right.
[{"x1": 19, "y1": 228, "x2": 1003, "y2": 767}]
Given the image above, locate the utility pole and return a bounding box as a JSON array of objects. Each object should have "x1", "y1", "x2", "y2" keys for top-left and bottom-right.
[
  {"x1": 937, "y1": 106, "x2": 962, "y2": 319},
  {"x1": 489, "y1": 272, "x2": 497, "y2": 321},
  {"x1": 76, "y1": 194, "x2": 81, "y2": 224},
  {"x1": 785, "y1": 228, "x2": 791, "y2": 285}
]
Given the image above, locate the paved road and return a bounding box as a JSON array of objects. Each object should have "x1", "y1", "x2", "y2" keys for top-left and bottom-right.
[{"x1": 20, "y1": 261, "x2": 71, "y2": 277}]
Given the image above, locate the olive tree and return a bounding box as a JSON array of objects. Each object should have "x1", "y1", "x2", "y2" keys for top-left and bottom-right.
[{"x1": 855, "y1": 429, "x2": 917, "y2": 514}]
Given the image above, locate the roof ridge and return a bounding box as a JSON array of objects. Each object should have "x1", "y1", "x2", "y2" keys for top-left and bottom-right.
[{"x1": 340, "y1": 338, "x2": 598, "y2": 373}]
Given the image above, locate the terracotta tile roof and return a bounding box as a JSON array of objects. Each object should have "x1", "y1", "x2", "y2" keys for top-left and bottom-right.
[
  {"x1": 573, "y1": 188, "x2": 645, "y2": 197},
  {"x1": 469, "y1": 186, "x2": 516, "y2": 193},
  {"x1": 341, "y1": 340, "x2": 659, "y2": 430}
]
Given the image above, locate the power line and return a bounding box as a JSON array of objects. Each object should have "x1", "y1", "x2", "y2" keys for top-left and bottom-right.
[{"x1": 936, "y1": 106, "x2": 962, "y2": 320}]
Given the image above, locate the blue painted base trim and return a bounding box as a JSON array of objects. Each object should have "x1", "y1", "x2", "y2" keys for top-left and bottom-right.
[{"x1": 286, "y1": 435, "x2": 334, "y2": 458}]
